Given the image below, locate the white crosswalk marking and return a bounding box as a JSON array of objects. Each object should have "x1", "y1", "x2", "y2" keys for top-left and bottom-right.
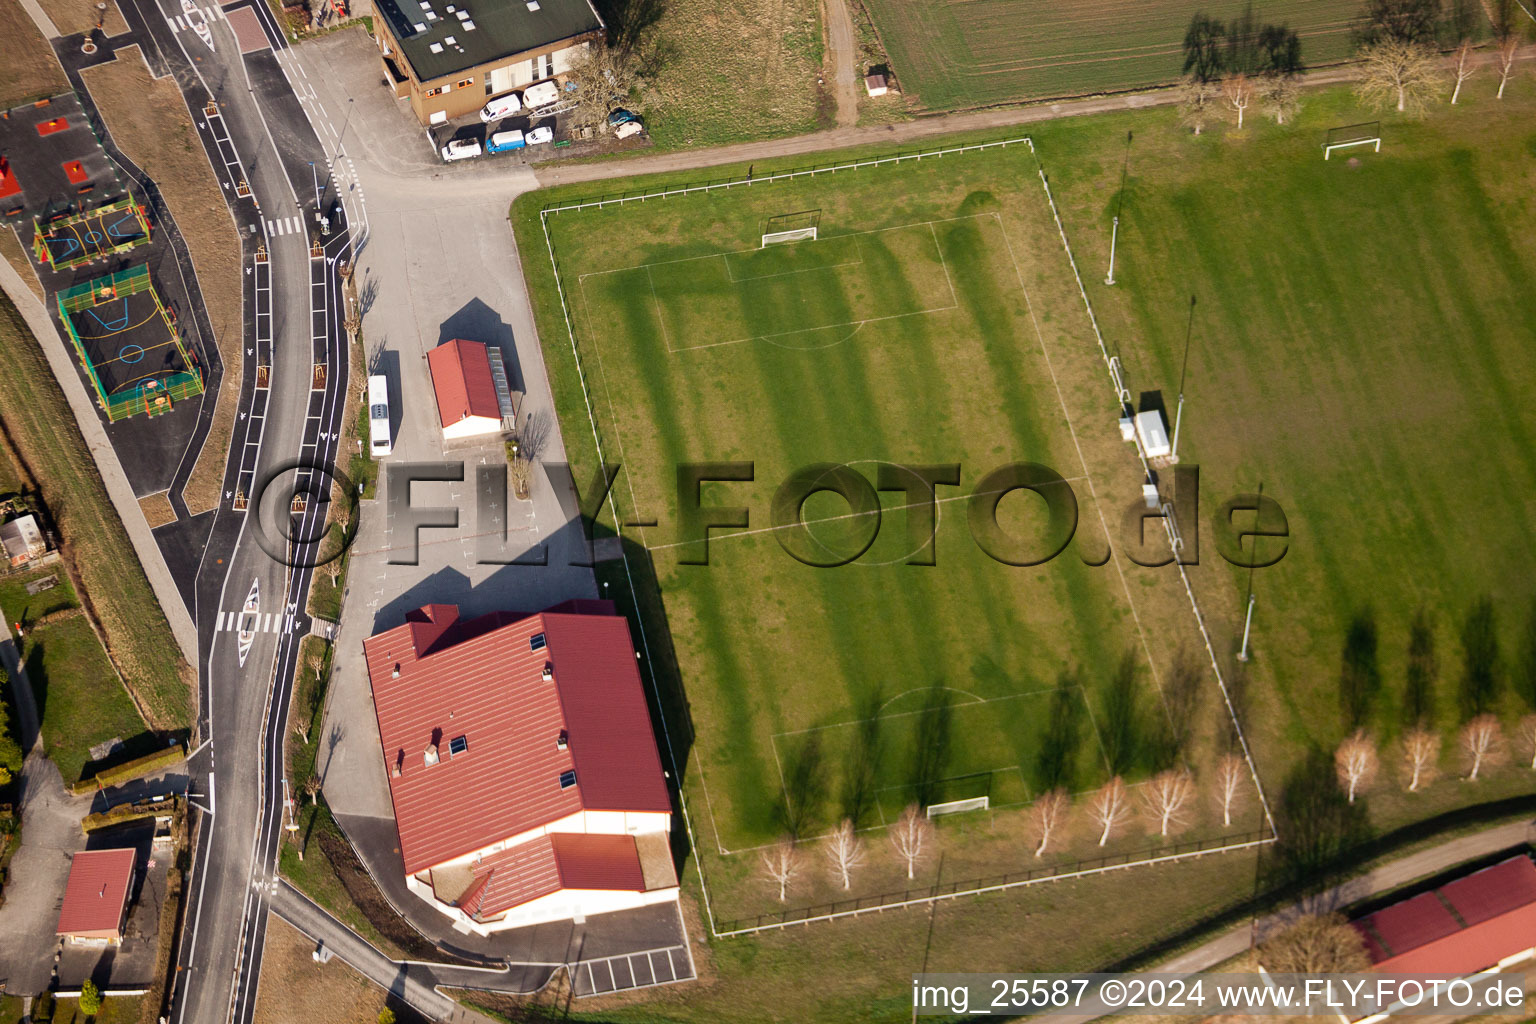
[
  {"x1": 287, "y1": 216, "x2": 299, "y2": 235},
  {"x1": 261, "y1": 612, "x2": 271, "y2": 632},
  {"x1": 216, "y1": 611, "x2": 226, "y2": 631},
  {"x1": 174, "y1": 15, "x2": 186, "y2": 30}
]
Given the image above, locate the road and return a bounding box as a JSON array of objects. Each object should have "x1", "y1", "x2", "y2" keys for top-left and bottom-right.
[{"x1": 78, "y1": 1, "x2": 356, "y2": 1022}]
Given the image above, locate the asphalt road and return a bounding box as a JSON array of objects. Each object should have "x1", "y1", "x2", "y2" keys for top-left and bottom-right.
[{"x1": 84, "y1": 0, "x2": 355, "y2": 1022}]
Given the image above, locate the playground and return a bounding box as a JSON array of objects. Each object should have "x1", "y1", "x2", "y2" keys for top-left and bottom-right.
[
  {"x1": 57, "y1": 264, "x2": 203, "y2": 422},
  {"x1": 33, "y1": 198, "x2": 151, "y2": 270}
]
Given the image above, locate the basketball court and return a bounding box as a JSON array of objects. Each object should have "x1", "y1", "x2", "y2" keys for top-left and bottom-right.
[
  {"x1": 33, "y1": 198, "x2": 151, "y2": 270},
  {"x1": 57, "y1": 265, "x2": 204, "y2": 422}
]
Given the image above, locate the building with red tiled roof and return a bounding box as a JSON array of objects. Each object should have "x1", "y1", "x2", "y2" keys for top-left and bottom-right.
[
  {"x1": 56, "y1": 848, "x2": 136, "y2": 944},
  {"x1": 1352, "y1": 856, "x2": 1536, "y2": 977},
  {"x1": 426, "y1": 338, "x2": 514, "y2": 441},
  {"x1": 364, "y1": 599, "x2": 678, "y2": 933}
]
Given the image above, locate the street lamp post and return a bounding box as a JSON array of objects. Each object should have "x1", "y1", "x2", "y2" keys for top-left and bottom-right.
[
  {"x1": 1237, "y1": 594, "x2": 1256, "y2": 662},
  {"x1": 1105, "y1": 130, "x2": 1133, "y2": 286},
  {"x1": 1172, "y1": 294, "x2": 1195, "y2": 462}
]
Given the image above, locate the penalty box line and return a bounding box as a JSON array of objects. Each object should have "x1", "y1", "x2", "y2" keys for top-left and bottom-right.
[{"x1": 576, "y1": 213, "x2": 993, "y2": 353}]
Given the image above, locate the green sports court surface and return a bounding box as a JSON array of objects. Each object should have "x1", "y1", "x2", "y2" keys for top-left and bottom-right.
[{"x1": 544, "y1": 146, "x2": 1170, "y2": 848}]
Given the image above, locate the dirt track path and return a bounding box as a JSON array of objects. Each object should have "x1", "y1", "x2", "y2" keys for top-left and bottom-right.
[
  {"x1": 823, "y1": 0, "x2": 859, "y2": 128},
  {"x1": 532, "y1": 50, "x2": 1536, "y2": 189},
  {"x1": 534, "y1": 65, "x2": 1368, "y2": 187}
]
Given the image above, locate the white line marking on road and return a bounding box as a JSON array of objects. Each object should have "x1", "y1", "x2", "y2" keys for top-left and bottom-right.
[
  {"x1": 261, "y1": 612, "x2": 271, "y2": 631},
  {"x1": 174, "y1": 14, "x2": 185, "y2": 29},
  {"x1": 215, "y1": 611, "x2": 226, "y2": 631}
]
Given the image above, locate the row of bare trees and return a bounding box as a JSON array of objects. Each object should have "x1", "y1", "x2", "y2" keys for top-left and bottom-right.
[
  {"x1": 760, "y1": 756, "x2": 1254, "y2": 901},
  {"x1": 1334, "y1": 713, "x2": 1536, "y2": 802}
]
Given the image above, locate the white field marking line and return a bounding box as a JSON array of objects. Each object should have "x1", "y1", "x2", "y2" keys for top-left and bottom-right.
[
  {"x1": 715, "y1": 835, "x2": 1277, "y2": 937},
  {"x1": 1029, "y1": 144, "x2": 1276, "y2": 835},
  {"x1": 780, "y1": 685, "x2": 1060, "y2": 737},
  {"x1": 928, "y1": 220, "x2": 959, "y2": 308},
  {"x1": 640, "y1": 477, "x2": 1088, "y2": 553},
  {"x1": 723, "y1": 252, "x2": 864, "y2": 284},
  {"x1": 642, "y1": 266, "x2": 671, "y2": 351},
  {"x1": 689, "y1": 748, "x2": 732, "y2": 856},
  {"x1": 878, "y1": 684, "x2": 987, "y2": 713},
  {"x1": 541, "y1": 206, "x2": 722, "y2": 941},
  {"x1": 575, "y1": 214, "x2": 995, "y2": 280},
  {"x1": 666, "y1": 303, "x2": 959, "y2": 354},
  {"x1": 991, "y1": 208, "x2": 1174, "y2": 739}
]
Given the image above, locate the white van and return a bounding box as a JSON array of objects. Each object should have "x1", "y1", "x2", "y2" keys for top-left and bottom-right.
[
  {"x1": 522, "y1": 80, "x2": 560, "y2": 109},
  {"x1": 479, "y1": 92, "x2": 523, "y2": 122},
  {"x1": 368, "y1": 374, "x2": 392, "y2": 457}
]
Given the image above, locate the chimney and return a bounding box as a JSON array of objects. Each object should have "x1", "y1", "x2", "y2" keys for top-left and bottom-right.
[
  {"x1": 541, "y1": 662, "x2": 553, "y2": 682},
  {"x1": 424, "y1": 743, "x2": 440, "y2": 767},
  {"x1": 556, "y1": 729, "x2": 568, "y2": 751},
  {"x1": 391, "y1": 663, "x2": 401, "y2": 679}
]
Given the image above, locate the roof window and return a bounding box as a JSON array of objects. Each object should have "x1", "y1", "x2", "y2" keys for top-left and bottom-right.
[
  {"x1": 559, "y1": 769, "x2": 577, "y2": 789},
  {"x1": 449, "y1": 735, "x2": 468, "y2": 756},
  {"x1": 530, "y1": 632, "x2": 546, "y2": 652}
]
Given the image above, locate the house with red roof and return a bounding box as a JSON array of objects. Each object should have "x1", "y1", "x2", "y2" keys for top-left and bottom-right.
[
  {"x1": 56, "y1": 848, "x2": 137, "y2": 944},
  {"x1": 1351, "y1": 855, "x2": 1536, "y2": 981},
  {"x1": 426, "y1": 338, "x2": 516, "y2": 442},
  {"x1": 363, "y1": 599, "x2": 677, "y2": 934}
]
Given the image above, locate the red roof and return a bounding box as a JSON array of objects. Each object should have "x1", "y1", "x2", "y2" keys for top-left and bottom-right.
[
  {"x1": 1353, "y1": 857, "x2": 1536, "y2": 974},
  {"x1": 458, "y1": 833, "x2": 645, "y2": 920},
  {"x1": 364, "y1": 601, "x2": 670, "y2": 874},
  {"x1": 427, "y1": 339, "x2": 501, "y2": 428},
  {"x1": 56, "y1": 848, "x2": 135, "y2": 936}
]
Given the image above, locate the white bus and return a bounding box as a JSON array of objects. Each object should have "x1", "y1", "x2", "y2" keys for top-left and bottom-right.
[{"x1": 367, "y1": 374, "x2": 392, "y2": 457}]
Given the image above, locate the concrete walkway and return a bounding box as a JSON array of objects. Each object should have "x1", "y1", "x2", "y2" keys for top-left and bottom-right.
[
  {"x1": 0, "y1": 259, "x2": 199, "y2": 669},
  {"x1": 269, "y1": 882, "x2": 517, "y2": 1024},
  {"x1": 15, "y1": 0, "x2": 60, "y2": 37}
]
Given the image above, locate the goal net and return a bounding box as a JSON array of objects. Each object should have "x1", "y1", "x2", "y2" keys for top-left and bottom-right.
[
  {"x1": 761, "y1": 209, "x2": 821, "y2": 247},
  {"x1": 1324, "y1": 122, "x2": 1382, "y2": 160},
  {"x1": 925, "y1": 795, "x2": 989, "y2": 819}
]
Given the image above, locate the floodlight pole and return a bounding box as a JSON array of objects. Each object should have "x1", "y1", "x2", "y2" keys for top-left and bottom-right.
[
  {"x1": 1105, "y1": 217, "x2": 1119, "y2": 286},
  {"x1": 1237, "y1": 594, "x2": 1256, "y2": 662},
  {"x1": 1105, "y1": 130, "x2": 1133, "y2": 287},
  {"x1": 1172, "y1": 294, "x2": 1195, "y2": 462}
]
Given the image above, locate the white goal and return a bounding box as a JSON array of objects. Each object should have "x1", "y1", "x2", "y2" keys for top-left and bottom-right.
[
  {"x1": 925, "y1": 795, "x2": 989, "y2": 818},
  {"x1": 1324, "y1": 122, "x2": 1382, "y2": 160},
  {"x1": 761, "y1": 227, "x2": 817, "y2": 247},
  {"x1": 760, "y1": 209, "x2": 821, "y2": 248}
]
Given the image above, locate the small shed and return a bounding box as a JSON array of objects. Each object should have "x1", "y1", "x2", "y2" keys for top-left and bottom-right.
[
  {"x1": 57, "y1": 848, "x2": 136, "y2": 944},
  {"x1": 427, "y1": 339, "x2": 517, "y2": 442},
  {"x1": 864, "y1": 73, "x2": 889, "y2": 97},
  {"x1": 0, "y1": 514, "x2": 45, "y2": 567},
  {"x1": 1135, "y1": 410, "x2": 1171, "y2": 459}
]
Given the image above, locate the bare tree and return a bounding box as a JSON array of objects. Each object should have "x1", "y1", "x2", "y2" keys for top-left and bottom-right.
[
  {"x1": 1355, "y1": 39, "x2": 1443, "y2": 115},
  {"x1": 1518, "y1": 714, "x2": 1536, "y2": 769},
  {"x1": 1450, "y1": 40, "x2": 1476, "y2": 104},
  {"x1": 1090, "y1": 777, "x2": 1131, "y2": 846},
  {"x1": 822, "y1": 818, "x2": 866, "y2": 890},
  {"x1": 1495, "y1": 36, "x2": 1518, "y2": 99},
  {"x1": 889, "y1": 804, "x2": 935, "y2": 880},
  {"x1": 1260, "y1": 912, "x2": 1371, "y2": 973},
  {"x1": 303, "y1": 772, "x2": 322, "y2": 803},
  {"x1": 1143, "y1": 769, "x2": 1195, "y2": 836},
  {"x1": 1460, "y1": 713, "x2": 1503, "y2": 780},
  {"x1": 1401, "y1": 728, "x2": 1438, "y2": 792},
  {"x1": 1030, "y1": 789, "x2": 1069, "y2": 857},
  {"x1": 1223, "y1": 73, "x2": 1254, "y2": 127},
  {"x1": 1216, "y1": 753, "x2": 1246, "y2": 827},
  {"x1": 1334, "y1": 731, "x2": 1379, "y2": 804},
  {"x1": 759, "y1": 838, "x2": 802, "y2": 902},
  {"x1": 1260, "y1": 70, "x2": 1301, "y2": 123},
  {"x1": 1178, "y1": 75, "x2": 1220, "y2": 134}
]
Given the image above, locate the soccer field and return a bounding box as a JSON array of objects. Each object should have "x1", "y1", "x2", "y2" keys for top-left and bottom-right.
[
  {"x1": 542, "y1": 145, "x2": 1179, "y2": 849},
  {"x1": 1032, "y1": 90, "x2": 1536, "y2": 788}
]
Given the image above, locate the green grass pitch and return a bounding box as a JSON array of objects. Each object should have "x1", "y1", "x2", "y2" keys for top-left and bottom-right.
[{"x1": 547, "y1": 149, "x2": 1170, "y2": 849}]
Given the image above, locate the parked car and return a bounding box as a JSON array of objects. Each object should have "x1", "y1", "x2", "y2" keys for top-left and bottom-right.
[
  {"x1": 440, "y1": 137, "x2": 483, "y2": 161},
  {"x1": 614, "y1": 120, "x2": 644, "y2": 140},
  {"x1": 525, "y1": 125, "x2": 554, "y2": 146},
  {"x1": 522, "y1": 81, "x2": 560, "y2": 109},
  {"x1": 607, "y1": 108, "x2": 637, "y2": 126},
  {"x1": 486, "y1": 129, "x2": 526, "y2": 153},
  {"x1": 479, "y1": 93, "x2": 522, "y2": 122}
]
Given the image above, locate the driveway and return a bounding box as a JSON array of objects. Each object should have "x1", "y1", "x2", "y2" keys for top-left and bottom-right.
[{"x1": 279, "y1": 26, "x2": 602, "y2": 952}]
